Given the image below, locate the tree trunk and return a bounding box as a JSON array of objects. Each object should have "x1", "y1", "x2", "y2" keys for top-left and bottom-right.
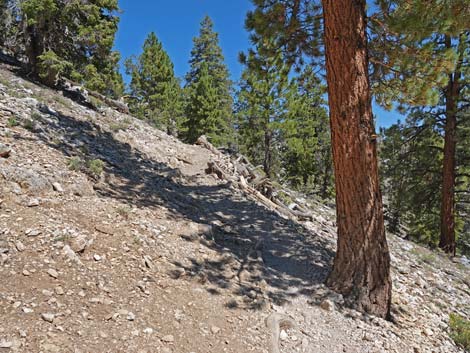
[
  {"x1": 320, "y1": 150, "x2": 332, "y2": 199},
  {"x1": 439, "y1": 109, "x2": 456, "y2": 255},
  {"x1": 322, "y1": 0, "x2": 392, "y2": 318},
  {"x1": 439, "y1": 75, "x2": 458, "y2": 255}
]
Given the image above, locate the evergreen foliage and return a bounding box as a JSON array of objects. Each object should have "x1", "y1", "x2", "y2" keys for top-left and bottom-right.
[
  {"x1": 281, "y1": 66, "x2": 332, "y2": 197},
  {"x1": 245, "y1": 0, "x2": 323, "y2": 67},
  {"x1": 236, "y1": 38, "x2": 290, "y2": 178},
  {"x1": 380, "y1": 107, "x2": 470, "y2": 253},
  {"x1": 373, "y1": 0, "x2": 470, "y2": 254},
  {"x1": 0, "y1": 0, "x2": 20, "y2": 52},
  {"x1": 184, "y1": 16, "x2": 233, "y2": 145},
  {"x1": 0, "y1": 0, "x2": 124, "y2": 98},
  {"x1": 125, "y1": 32, "x2": 184, "y2": 135}
]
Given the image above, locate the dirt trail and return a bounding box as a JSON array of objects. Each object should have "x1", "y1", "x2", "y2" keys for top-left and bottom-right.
[{"x1": 0, "y1": 65, "x2": 469, "y2": 353}]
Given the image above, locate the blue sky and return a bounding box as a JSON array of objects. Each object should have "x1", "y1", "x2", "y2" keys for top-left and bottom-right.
[{"x1": 114, "y1": 0, "x2": 402, "y2": 128}]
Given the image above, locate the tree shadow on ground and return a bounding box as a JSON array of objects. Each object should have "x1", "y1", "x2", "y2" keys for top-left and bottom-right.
[{"x1": 27, "y1": 106, "x2": 335, "y2": 309}]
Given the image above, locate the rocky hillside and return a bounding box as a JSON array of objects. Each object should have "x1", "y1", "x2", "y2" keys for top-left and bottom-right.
[{"x1": 0, "y1": 64, "x2": 469, "y2": 353}]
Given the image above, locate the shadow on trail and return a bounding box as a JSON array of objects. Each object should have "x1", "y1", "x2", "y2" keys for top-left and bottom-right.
[{"x1": 27, "y1": 107, "x2": 335, "y2": 309}]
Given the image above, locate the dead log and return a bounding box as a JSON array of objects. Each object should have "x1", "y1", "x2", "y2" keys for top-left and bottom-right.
[{"x1": 196, "y1": 135, "x2": 222, "y2": 156}]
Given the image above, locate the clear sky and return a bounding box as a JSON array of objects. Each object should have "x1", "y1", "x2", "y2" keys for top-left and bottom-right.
[{"x1": 113, "y1": 0, "x2": 402, "y2": 128}]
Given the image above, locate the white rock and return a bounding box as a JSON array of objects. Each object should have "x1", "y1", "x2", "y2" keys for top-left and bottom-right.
[
  {"x1": 279, "y1": 330, "x2": 288, "y2": 341},
  {"x1": 27, "y1": 198, "x2": 40, "y2": 207},
  {"x1": 15, "y1": 241, "x2": 25, "y2": 252},
  {"x1": 0, "y1": 339, "x2": 13, "y2": 348},
  {"x1": 41, "y1": 313, "x2": 55, "y2": 323},
  {"x1": 52, "y1": 182, "x2": 64, "y2": 193},
  {"x1": 161, "y1": 334, "x2": 174, "y2": 343},
  {"x1": 47, "y1": 268, "x2": 58, "y2": 279}
]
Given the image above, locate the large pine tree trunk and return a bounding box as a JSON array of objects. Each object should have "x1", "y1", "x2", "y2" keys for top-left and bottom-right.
[
  {"x1": 439, "y1": 35, "x2": 462, "y2": 256},
  {"x1": 322, "y1": 0, "x2": 392, "y2": 318},
  {"x1": 439, "y1": 78, "x2": 458, "y2": 255}
]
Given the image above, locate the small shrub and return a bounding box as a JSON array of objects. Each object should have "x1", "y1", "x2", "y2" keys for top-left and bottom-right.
[
  {"x1": 109, "y1": 121, "x2": 129, "y2": 132},
  {"x1": 7, "y1": 117, "x2": 19, "y2": 127},
  {"x1": 67, "y1": 157, "x2": 83, "y2": 171},
  {"x1": 54, "y1": 95, "x2": 70, "y2": 107},
  {"x1": 23, "y1": 119, "x2": 34, "y2": 131},
  {"x1": 31, "y1": 111, "x2": 42, "y2": 121},
  {"x1": 87, "y1": 159, "x2": 105, "y2": 177},
  {"x1": 116, "y1": 205, "x2": 132, "y2": 218},
  {"x1": 449, "y1": 313, "x2": 470, "y2": 350},
  {"x1": 38, "y1": 50, "x2": 73, "y2": 87}
]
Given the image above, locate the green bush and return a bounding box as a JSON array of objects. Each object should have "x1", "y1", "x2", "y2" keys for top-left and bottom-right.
[
  {"x1": 23, "y1": 119, "x2": 34, "y2": 130},
  {"x1": 87, "y1": 159, "x2": 105, "y2": 177},
  {"x1": 450, "y1": 313, "x2": 470, "y2": 350},
  {"x1": 7, "y1": 117, "x2": 19, "y2": 127},
  {"x1": 67, "y1": 157, "x2": 83, "y2": 171},
  {"x1": 38, "y1": 50, "x2": 73, "y2": 87}
]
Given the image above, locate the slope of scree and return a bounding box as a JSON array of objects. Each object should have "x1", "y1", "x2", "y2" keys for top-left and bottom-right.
[{"x1": 0, "y1": 65, "x2": 469, "y2": 353}]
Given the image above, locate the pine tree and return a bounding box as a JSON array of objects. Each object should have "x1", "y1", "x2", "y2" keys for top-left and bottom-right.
[
  {"x1": 380, "y1": 116, "x2": 443, "y2": 243},
  {"x1": 246, "y1": 0, "x2": 392, "y2": 317},
  {"x1": 184, "y1": 15, "x2": 233, "y2": 145},
  {"x1": 185, "y1": 62, "x2": 226, "y2": 144},
  {"x1": 16, "y1": 0, "x2": 123, "y2": 97},
  {"x1": 281, "y1": 65, "x2": 332, "y2": 197},
  {"x1": 371, "y1": 0, "x2": 470, "y2": 254},
  {"x1": 321, "y1": 0, "x2": 392, "y2": 318},
  {"x1": 236, "y1": 38, "x2": 290, "y2": 178},
  {"x1": 125, "y1": 32, "x2": 184, "y2": 135}
]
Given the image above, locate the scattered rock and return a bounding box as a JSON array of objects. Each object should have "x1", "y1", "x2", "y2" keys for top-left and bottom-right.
[
  {"x1": 161, "y1": 335, "x2": 174, "y2": 343},
  {"x1": 41, "y1": 313, "x2": 55, "y2": 323},
  {"x1": 126, "y1": 312, "x2": 135, "y2": 321},
  {"x1": 320, "y1": 299, "x2": 335, "y2": 312},
  {"x1": 0, "y1": 240, "x2": 9, "y2": 254},
  {"x1": 0, "y1": 339, "x2": 13, "y2": 348},
  {"x1": 0, "y1": 144, "x2": 11, "y2": 158},
  {"x1": 70, "y1": 234, "x2": 88, "y2": 253},
  {"x1": 279, "y1": 329, "x2": 288, "y2": 341},
  {"x1": 210, "y1": 326, "x2": 220, "y2": 335},
  {"x1": 15, "y1": 241, "x2": 25, "y2": 252},
  {"x1": 52, "y1": 182, "x2": 64, "y2": 193},
  {"x1": 143, "y1": 328, "x2": 153, "y2": 334},
  {"x1": 47, "y1": 269, "x2": 59, "y2": 279},
  {"x1": 27, "y1": 198, "x2": 40, "y2": 207},
  {"x1": 95, "y1": 224, "x2": 114, "y2": 235},
  {"x1": 25, "y1": 229, "x2": 41, "y2": 237}
]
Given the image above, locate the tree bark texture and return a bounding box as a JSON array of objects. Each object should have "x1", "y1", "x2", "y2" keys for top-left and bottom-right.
[
  {"x1": 321, "y1": 0, "x2": 392, "y2": 318},
  {"x1": 439, "y1": 74, "x2": 458, "y2": 255}
]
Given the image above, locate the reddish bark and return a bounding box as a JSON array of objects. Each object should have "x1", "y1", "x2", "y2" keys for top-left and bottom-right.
[{"x1": 321, "y1": 0, "x2": 392, "y2": 318}]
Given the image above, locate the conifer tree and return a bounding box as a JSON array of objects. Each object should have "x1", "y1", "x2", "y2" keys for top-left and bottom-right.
[
  {"x1": 246, "y1": 0, "x2": 392, "y2": 317},
  {"x1": 13, "y1": 0, "x2": 124, "y2": 97},
  {"x1": 184, "y1": 15, "x2": 233, "y2": 145},
  {"x1": 281, "y1": 65, "x2": 332, "y2": 197},
  {"x1": 371, "y1": 0, "x2": 470, "y2": 254},
  {"x1": 380, "y1": 116, "x2": 443, "y2": 243},
  {"x1": 236, "y1": 39, "x2": 290, "y2": 178},
  {"x1": 185, "y1": 62, "x2": 226, "y2": 144},
  {"x1": 126, "y1": 32, "x2": 184, "y2": 135}
]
